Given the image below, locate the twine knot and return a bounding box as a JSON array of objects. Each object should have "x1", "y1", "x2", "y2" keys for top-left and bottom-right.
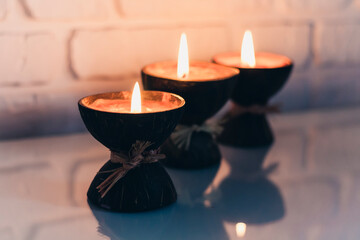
[
  {"x1": 171, "y1": 122, "x2": 223, "y2": 150},
  {"x1": 96, "y1": 141, "x2": 165, "y2": 198}
]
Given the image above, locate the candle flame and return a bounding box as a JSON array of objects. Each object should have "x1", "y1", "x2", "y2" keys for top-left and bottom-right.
[
  {"x1": 241, "y1": 30, "x2": 256, "y2": 68},
  {"x1": 177, "y1": 32, "x2": 189, "y2": 79},
  {"x1": 236, "y1": 222, "x2": 247, "y2": 238},
  {"x1": 131, "y1": 82, "x2": 141, "y2": 113}
]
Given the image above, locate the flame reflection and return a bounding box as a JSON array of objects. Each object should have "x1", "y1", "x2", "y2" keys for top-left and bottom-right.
[{"x1": 236, "y1": 222, "x2": 247, "y2": 238}]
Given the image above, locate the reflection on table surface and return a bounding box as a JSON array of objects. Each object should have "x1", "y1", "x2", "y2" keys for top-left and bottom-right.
[
  {"x1": 2, "y1": 107, "x2": 360, "y2": 239},
  {"x1": 90, "y1": 145, "x2": 285, "y2": 240}
]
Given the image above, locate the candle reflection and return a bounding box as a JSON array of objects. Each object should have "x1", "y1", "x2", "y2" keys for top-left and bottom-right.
[
  {"x1": 236, "y1": 222, "x2": 247, "y2": 238},
  {"x1": 89, "y1": 144, "x2": 285, "y2": 239},
  {"x1": 204, "y1": 145, "x2": 285, "y2": 233}
]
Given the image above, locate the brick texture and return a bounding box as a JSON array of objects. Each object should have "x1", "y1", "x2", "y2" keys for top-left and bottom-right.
[
  {"x1": 70, "y1": 29, "x2": 130, "y2": 79},
  {"x1": 316, "y1": 23, "x2": 360, "y2": 66},
  {"x1": 0, "y1": 0, "x2": 6, "y2": 20},
  {"x1": 271, "y1": 73, "x2": 310, "y2": 111},
  {"x1": 0, "y1": 34, "x2": 58, "y2": 86},
  {"x1": 310, "y1": 68, "x2": 360, "y2": 108},
  {"x1": 224, "y1": 0, "x2": 275, "y2": 13},
  {"x1": 286, "y1": 0, "x2": 351, "y2": 11},
  {"x1": 0, "y1": 35, "x2": 24, "y2": 86},
  {"x1": 117, "y1": 0, "x2": 223, "y2": 19},
  {"x1": 0, "y1": 80, "x2": 134, "y2": 140},
  {"x1": 23, "y1": 34, "x2": 59, "y2": 85},
  {"x1": 70, "y1": 26, "x2": 228, "y2": 79},
  {"x1": 22, "y1": 0, "x2": 106, "y2": 20},
  {"x1": 0, "y1": 0, "x2": 358, "y2": 139}
]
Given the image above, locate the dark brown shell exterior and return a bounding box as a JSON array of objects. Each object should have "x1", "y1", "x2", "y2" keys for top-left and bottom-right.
[
  {"x1": 78, "y1": 91, "x2": 184, "y2": 212},
  {"x1": 78, "y1": 91, "x2": 185, "y2": 152},
  {"x1": 212, "y1": 57, "x2": 293, "y2": 147},
  {"x1": 141, "y1": 71, "x2": 238, "y2": 125},
  {"x1": 87, "y1": 161, "x2": 177, "y2": 212}
]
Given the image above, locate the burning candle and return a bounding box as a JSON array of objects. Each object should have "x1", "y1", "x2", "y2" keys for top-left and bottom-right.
[
  {"x1": 177, "y1": 33, "x2": 189, "y2": 79},
  {"x1": 142, "y1": 33, "x2": 239, "y2": 83},
  {"x1": 213, "y1": 30, "x2": 292, "y2": 69},
  {"x1": 78, "y1": 83, "x2": 185, "y2": 213},
  {"x1": 212, "y1": 30, "x2": 293, "y2": 148},
  {"x1": 131, "y1": 82, "x2": 141, "y2": 113},
  {"x1": 241, "y1": 30, "x2": 256, "y2": 68},
  {"x1": 142, "y1": 33, "x2": 239, "y2": 123},
  {"x1": 87, "y1": 82, "x2": 182, "y2": 114},
  {"x1": 142, "y1": 33, "x2": 239, "y2": 169}
]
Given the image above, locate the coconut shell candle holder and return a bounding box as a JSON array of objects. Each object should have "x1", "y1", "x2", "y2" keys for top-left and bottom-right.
[
  {"x1": 213, "y1": 37, "x2": 293, "y2": 147},
  {"x1": 78, "y1": 89, "x2": 185, "y2": 212},
  {"x1": 142, "y1": 61, "x2": 238, "y2": 169}
]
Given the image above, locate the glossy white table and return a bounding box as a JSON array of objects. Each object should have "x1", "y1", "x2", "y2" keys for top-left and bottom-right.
[{"x1": 1, "y1": 107, "x2": 360, "y2": 240}]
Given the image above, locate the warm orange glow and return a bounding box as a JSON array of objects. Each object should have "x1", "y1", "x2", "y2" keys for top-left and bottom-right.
[
  {"x1": 236, "y1": 222, "x2": 247, "y2": 238},
  {"x1": 241, "y1": 30, "x2": 256, "y2": 68},
  {"x1": 131, "y1": 82, "x2": 141, "y2": 113},
  {"x1": 177, "y1": 32, "x2": 189, "y2": 79}
]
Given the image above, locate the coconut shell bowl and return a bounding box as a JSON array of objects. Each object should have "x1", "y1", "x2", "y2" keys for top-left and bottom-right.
[
  {"x1": 142, "y1": 61, "x2": 239, "y2": 169},
  {"x1": 212, "y1": 52, "x2": 293, "y2": 147},
  {"x1": 78, "y1": 90, "x2": 185, "y2": 212}
]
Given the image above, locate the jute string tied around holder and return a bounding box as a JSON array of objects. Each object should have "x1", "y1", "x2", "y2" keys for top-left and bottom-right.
[
  {"x1": 96, "y1": 141, "x2": 165, "y2": 198},
  {"x1": 171, "y1": 121, "x2": 223, "y2": 151}
]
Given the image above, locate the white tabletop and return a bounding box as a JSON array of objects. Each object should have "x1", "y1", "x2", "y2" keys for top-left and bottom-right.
[{"x1": 1, "y1": 106, "x2": 360, "y2": 240}]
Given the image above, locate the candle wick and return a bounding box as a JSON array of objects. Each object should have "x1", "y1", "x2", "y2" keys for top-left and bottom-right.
[{"x1": 181, "y1": 73, "x2": 188, "y2": 79}]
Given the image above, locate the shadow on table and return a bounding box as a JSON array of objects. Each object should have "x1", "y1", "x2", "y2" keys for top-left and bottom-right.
[{"x1": 89, "y1": 145, "x2": 285, "y2": 239}]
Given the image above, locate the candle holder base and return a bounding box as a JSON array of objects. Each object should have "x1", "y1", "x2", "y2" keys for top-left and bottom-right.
[
  {"x1": 161, "y1": 131, "x2": 221, "y2": 169},
  {"x1": 217, "y1": 112, "x2": 274, "y2": 148},
  {"x1": 87, "y1": 161, "x2": 177, "y2": 212}
]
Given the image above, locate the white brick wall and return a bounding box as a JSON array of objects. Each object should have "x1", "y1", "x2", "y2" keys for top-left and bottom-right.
[
  {"x1": 70, "y1": 26, "x2": 228, "y2": 79},
  {"x1": 0, "y1": 0, "x2": 6, "y2": 20},
  {"x1": 117, "y1": 0, "x2": 224, "y2": 19},
  {"x1": 22, "y1": 0, "x2": 107, "y2": 20},
  {"x1": 316, "y1": 23, "x2": 360, "y2": 66},
  {"x1": 0, "y1": 0, "x2": 359, "y2": 139},
  {"x1": 285, "y1": 0, "x2": 351, "y2": 12},
  {"x1": 0, "y1": 35, "x2": 24, "y2": 86}
]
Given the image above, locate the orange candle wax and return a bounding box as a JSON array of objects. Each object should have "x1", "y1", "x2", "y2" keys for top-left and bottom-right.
[
  {"x1": 142, "y1": 60, "x2": 239, "y2": 82},
  {"x1": 89, "y1": 98, "x2": 179, "y2": 113},
  {"x1": 213, "y1": 52, "x2": 292, "y2": 69}
]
